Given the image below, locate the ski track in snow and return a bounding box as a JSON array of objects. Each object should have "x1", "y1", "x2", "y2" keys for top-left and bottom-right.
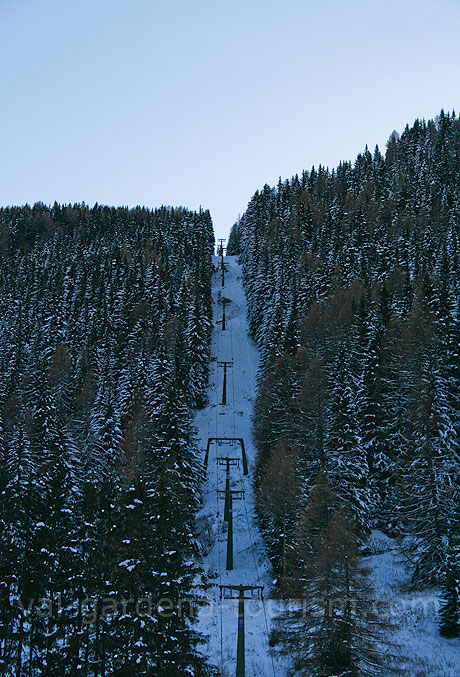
[{"x1": 194, "y1": 256, "x2": 287, "y2": 676}]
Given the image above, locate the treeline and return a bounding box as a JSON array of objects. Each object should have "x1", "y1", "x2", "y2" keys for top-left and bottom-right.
[
  {"x1": 229, "y1": 110, "x2": 460, "y2": 673},
  {"x1": 0, "y1": 203, "x2": 215, "y2": 675}
]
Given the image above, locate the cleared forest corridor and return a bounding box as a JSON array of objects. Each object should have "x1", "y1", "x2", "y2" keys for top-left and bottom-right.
[{"x1": 195, "y1": 254, "x2": 283, "y2": 676}]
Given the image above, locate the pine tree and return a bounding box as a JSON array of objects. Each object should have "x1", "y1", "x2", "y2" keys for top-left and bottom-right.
[
  {"x1": 273, "y1": 473, "x2": 390, "y2": 675},
  {"x1": 404, "y1": 354, "x2": 460, "y2": 586},
  {"x1": 327, "y1": 343, "x2": 371, "y2": 531},
  {"x1": 255, "y1": 441, "x2": 300, "y2": 585},
  {"x1": 185, "y1": 290, "x2": 211, "y2": 408},
  {"x1": 0, "y1": 202, "x2": 214, "y2": 673},
  {"x1": 439, "y1": 539, "x2": 460, "y2": 638}
]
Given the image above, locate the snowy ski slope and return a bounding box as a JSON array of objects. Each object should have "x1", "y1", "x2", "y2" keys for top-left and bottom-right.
[{"x1": 195, "y1": 255, "x2": 287, "y2": 676}]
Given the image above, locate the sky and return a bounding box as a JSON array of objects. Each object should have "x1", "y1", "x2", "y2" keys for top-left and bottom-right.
[{"x1": 1, "y1": 0, "x2": 459, "y2": 242}]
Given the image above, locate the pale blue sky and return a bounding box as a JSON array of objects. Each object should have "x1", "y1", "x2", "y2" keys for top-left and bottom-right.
[{"x1": 1, "y1": 0, "x2": 459, "y2": 240}]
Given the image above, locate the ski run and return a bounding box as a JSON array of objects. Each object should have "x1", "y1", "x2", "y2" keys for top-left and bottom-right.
[{"x1": 194, "y1": 255, "x2": 287, "y2": 676}]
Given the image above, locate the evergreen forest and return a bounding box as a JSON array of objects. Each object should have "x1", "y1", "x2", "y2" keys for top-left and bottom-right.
[
  {"x1": 228, "y1": 109, "x2": 460, "y2": 674},
  {"x1": 0, "y1": 203, "x2": 215, "y2": 675},
  {"x1": 2, "y1": 109, "x2": 460, "y2": 676}
]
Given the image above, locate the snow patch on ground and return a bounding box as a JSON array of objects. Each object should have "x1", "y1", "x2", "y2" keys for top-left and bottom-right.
[{"x1": 365, "y1": 530, "x2": 460, "y2": 676}]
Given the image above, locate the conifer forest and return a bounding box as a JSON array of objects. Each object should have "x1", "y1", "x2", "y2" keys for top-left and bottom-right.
[
  {"x1": 0, "y1": 205, "x2": 215, "y2": 674},
  {"x1": 3, "y1": 110, "x2": 460, "y2": 675}
]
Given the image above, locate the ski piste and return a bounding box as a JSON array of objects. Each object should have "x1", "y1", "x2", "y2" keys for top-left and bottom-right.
[{"x1": 195, "y1": 254, "x2": 286, "y2": 676}]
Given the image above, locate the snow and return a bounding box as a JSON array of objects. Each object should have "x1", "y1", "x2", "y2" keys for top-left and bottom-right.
[
  {"x1": 365, "y1": 530, "x2": 460, "y2": 676},
  {"x1": 195, "y1": 255, "x2": 289, "y2": 676},
  {"x1": 118, "y1": 560, "x2": 137, "y2": 572}
]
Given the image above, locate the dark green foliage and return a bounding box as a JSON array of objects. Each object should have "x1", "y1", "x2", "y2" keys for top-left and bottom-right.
[
  {"x1": 231, "y1": 110, "x2": 460, "y2": 666},
  {"x1": 439, "y1": 542, "x2": 460, "y2": 638},
  {"x1": 273, "y1": 474, "x2": 390, "y2": 676},
  {"x1": 0, "y1": 203, "x2": 214, "y2": 675}
]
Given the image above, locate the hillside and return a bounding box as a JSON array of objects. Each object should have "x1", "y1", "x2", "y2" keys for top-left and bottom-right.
[
  {"x1": 0, "y1": 203, "x2": 215, "y2": 675},
  {"x1": 228, "y1": 110, "x2": 460, "y2": 674},
  {"x1": 3, "y1": 109, "x2": 460, "y2": 675}
]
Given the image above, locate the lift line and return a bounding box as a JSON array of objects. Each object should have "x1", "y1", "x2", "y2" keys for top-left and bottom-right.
[
  {"x1": 204, "y1": 438, "x2": 248, "y2": 476},
  {"x1": 217, "y1": 457, "x2": 240, "y2": 521},
  {"x1": 217, "y1": 360, "x2": 233, "y2": 405},
  {"x1": 221, "y1": 261, "x2": 229, "y2": 287},
  {"x1": 219, "y1": 584, "x2": 265, "y2": 677},
  {"x1": 216, "y1": 297, "x2": 231, "y2": 330},
  {"x1": 217, "y1": 238, "x2": 226, "y2": 258},
  {"x1": 217, "y1": 489, "x2": 244, "y2": 570}
]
